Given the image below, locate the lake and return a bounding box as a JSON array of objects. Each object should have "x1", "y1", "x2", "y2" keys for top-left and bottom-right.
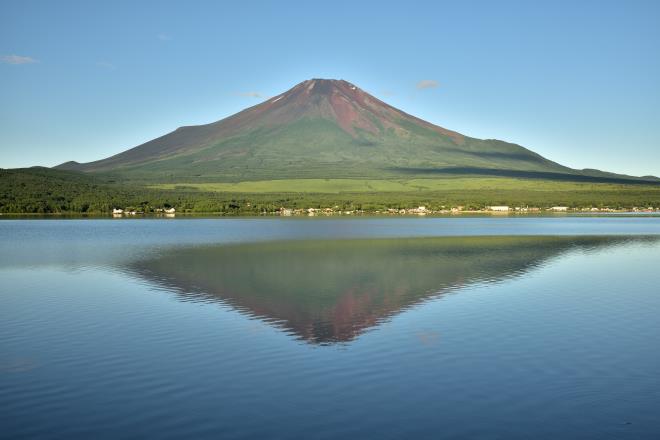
[{"x1": 2, "y1": 217, "x2": 660, "y2": 439}]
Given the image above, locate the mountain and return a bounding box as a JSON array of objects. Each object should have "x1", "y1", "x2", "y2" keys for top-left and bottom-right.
[{"x1": 56, "y1": 79, "x2": 657, "y2": 183}]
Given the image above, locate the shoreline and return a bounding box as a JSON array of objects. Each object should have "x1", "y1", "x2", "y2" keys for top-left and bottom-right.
[{"x1": 2, "y1": 210, "x2": 659, "y2": 219}]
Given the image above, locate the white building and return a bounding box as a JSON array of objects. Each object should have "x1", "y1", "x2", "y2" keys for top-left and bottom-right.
[
  {"x1": 488, "y1": 206, "x2": 510, "y2": 212},
  {"x1": 550, "y1": 206, "x2": 568, "y2": 211}
]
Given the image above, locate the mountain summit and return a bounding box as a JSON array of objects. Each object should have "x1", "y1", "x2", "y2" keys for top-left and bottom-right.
[{"x1": 56, "y1": 79, "x2": 653, "y2": 182}]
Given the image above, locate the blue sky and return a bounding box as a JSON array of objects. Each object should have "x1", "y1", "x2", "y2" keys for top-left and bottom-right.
[{"x1": 1, "y1": 0, "x2": 659, "y2": 176}]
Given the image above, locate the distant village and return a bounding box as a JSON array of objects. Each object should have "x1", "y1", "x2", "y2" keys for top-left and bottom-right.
[
  {"x1": 275, "y1": 205, "x2": 659, "y2": 216},
  {"x1": 112, "y1": 207, "x2": 176, "y2": 217},
  {"x1": 108, "y1": 205, "x2": 659, "y2": 217}
]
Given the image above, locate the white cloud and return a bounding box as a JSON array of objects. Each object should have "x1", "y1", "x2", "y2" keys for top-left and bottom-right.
[
  {"x1": 238, "y1": 91, "x2": 263, "y2": 98},
  {"x1": 96, "y1": 61, "x2": 116, "y2": 70},
  {"x1": 157, "y1": 33, "x2": 172, "y2": 41},
  {"x1": 1, "y1": 54, "x2": 38, "y2": 65},
  {"x1": 416, "y1": 79, "x2": 439, "y2": 89}
]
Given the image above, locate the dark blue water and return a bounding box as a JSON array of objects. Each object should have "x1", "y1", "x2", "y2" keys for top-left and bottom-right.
[{"x1": 1, "y1": 218, "x2": 660, "y2": 439}]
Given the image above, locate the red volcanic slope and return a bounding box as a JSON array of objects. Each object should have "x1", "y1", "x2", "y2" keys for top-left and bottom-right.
[{"x1": 256, "y1": 79, "x2": 464, "y2": 141}]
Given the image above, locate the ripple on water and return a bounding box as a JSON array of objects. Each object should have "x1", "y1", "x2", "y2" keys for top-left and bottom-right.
[{"x1": 1, "y1": 224, "x2": 660, "y2": 439}]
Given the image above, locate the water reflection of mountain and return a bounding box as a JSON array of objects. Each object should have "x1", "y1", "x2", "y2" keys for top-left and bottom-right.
[{"x1": 128, "y1": 236, "x2": 651, "y2": 344}]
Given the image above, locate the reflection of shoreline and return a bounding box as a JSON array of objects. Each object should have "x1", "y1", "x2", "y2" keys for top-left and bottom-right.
[{"x1": 128, "y1": 236, "x2": 656, "y2": 344}]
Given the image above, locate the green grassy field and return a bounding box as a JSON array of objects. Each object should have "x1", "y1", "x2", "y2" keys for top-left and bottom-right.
[
  {"x1": 150, "y1": 177, "x2": 660, "y2": 195},
  {"x1": 3, "y1": 168, "x2": 659, "y2": 214}
]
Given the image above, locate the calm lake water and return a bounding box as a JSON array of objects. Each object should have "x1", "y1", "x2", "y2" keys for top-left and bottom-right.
[{"x1": 2, "y1": 217, "x2": 660, "y2": 439}]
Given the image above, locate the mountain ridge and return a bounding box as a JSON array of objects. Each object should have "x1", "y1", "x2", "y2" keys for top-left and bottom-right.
[{"x1": 55, "y1": 78, "x2": 658, "y2": 183}]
